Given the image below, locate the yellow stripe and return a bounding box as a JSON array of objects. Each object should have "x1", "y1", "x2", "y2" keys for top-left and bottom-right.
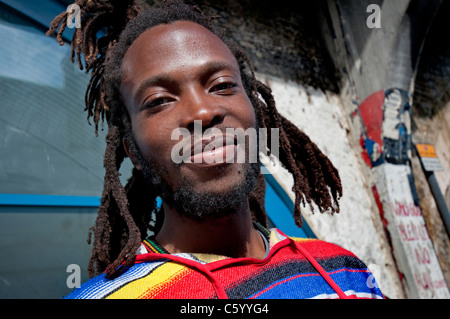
[
  {"x1": 191, "y1": 253, "x2": 228, "y2": 263},
  {"x1": 106, "y1": 262, "x2": 189, "y2": 299},
  {"x1": 290, "y1": 237, "x2": 317, "y2": 243}
]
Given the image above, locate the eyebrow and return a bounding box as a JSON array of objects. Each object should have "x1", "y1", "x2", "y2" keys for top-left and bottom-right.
[{"x1": 133, "y1": 61, "x2": 239, "y2": 102}]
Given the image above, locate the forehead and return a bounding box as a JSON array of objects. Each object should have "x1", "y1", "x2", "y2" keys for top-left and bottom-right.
[{"x1": 121, "y1": 21, "x2": 239, "y2": 85}]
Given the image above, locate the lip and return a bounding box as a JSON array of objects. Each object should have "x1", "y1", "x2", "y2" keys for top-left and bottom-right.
[{"x1": 188, "y1": 133, "x2": 237, "y2": 166}]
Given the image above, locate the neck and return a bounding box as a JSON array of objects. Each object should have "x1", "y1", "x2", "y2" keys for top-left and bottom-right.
[{"x1": 155, "y1": 201, "x2": 266, "y2": 259}]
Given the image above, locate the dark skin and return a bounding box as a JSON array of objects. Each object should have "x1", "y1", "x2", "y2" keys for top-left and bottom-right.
[{"x1": 121, "y1": 21, "x2": 266, "y2": 259}]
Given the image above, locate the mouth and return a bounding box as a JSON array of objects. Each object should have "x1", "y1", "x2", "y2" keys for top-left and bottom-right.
[{"x1": 188, "y1": 132, "x2": 238, "y2": 166}]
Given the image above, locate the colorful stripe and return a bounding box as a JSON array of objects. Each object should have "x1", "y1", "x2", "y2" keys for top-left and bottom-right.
[
  {"x1": 65, "y1": 228, "x2": 384, "y2": 299},
  {"x1": 107, "y1": 261, "x2": 190, "y2": 299},
  {"x1": 142, "y1": 238, "x2": 168, "y2": 254},
  {"x1": 66, "y1": 261, "x2": 166, "y2": 299}
]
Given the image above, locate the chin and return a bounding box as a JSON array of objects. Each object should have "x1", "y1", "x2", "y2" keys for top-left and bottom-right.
[{"x1": 168, "y1": 162, "x2": 259, "y2": 220}]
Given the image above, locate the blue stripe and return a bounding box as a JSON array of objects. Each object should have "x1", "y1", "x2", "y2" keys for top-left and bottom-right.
[
  {"x1": 0, "y1": 193, "x2": 100, "y2": 207},
  {"x1": 249, "y1": 272, "x2": 336, "y2": 299},
  {"x1": 250, "y1": 269, "x2": 383, "y2": 299}
]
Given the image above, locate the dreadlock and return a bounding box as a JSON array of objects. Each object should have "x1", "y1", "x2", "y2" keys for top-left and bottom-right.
[{"x1": 47, "y1": 0, "x2": 342, "y2": 278}]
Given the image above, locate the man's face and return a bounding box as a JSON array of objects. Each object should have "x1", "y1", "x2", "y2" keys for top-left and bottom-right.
[{"x1": 120, "y1": 21, "x2": 258, "y2": 216}]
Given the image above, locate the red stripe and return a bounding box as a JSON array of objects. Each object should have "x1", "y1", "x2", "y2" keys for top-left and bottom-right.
[{"x1": 329, "y1": 268, "x2": 370, "y2": 274}]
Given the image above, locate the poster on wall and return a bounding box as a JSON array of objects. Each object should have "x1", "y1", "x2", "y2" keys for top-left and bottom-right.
[
  {"x1": 358, "y1": 89, "x2": 412, "y2": 167},
  {"x1": 374, "y1": 163, "x2": 449, "y2": 298}
]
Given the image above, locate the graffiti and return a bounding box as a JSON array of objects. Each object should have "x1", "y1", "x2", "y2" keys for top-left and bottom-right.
[
  {"x1": 358, "y1": 89, "x2": 412, "y2": 167},
  {"x1": 358, "y1": 90, "x2": 385, "y2": 167},
  {"x1": 392, "y1": 202, "x2": 422, "y2": 218},
  {"x1": 382, "y1": 88, "x2": 412, "y2": 165},
  {"x1": 414, "y1": 271, "x2": 448, "y2": 292},
  {"x1": 375, "y1": 163, "x2": 450, "y2": 298},
  {"x1": 415, "y1": 246, "x2": 431, "y2": 265},
  {"x1": 397, "y1": 221, "x2": 429, "y2": 242}
]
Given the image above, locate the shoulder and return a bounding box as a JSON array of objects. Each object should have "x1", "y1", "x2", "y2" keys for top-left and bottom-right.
[
  {"x1": 268, "y1": 229, "x2": 370, "y2": 272},
  {"x1": 287, "y1": 236, "x2": 384, "y2": 299},
  {"x1": 289, "y1": 235, "x2": 369, "y2": 269},
  {"x1": 291, "y1": 236, "x2": 359, "y2": 257},
  {"x1": 270, "y1": 228, "x2": 360, "y2": 260}
]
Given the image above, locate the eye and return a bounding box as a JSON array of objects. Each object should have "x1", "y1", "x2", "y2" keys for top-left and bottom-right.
[
  {"x1": 143, "y1": 96, "x2": 175, "y2": 109},
  {"x1": 210, "y1": 81, "x2": 237, "y2": 94}
]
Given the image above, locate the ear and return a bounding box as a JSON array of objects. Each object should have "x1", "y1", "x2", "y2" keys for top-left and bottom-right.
[{"x1": 123, "y1": 137, "x2": 143, "y2": 171}]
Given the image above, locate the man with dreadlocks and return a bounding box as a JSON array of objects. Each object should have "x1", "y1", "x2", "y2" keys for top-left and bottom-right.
[{"x1": 47, "y1": 0, "x2": 383, "y2": 299}]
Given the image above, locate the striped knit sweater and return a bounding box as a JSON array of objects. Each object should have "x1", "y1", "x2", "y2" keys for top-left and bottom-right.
[{"x1": 65, "y1": 227, "x2": 384, "y2": 299}]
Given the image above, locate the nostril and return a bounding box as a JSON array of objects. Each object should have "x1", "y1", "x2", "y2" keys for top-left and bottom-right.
[
  {"x1": 209, "y1": 115, "x2": 224, "y2": 128},
  {"x1": 186, "y1": 114, "x2": 225, "y2": 134},
  {"x1": 186, "y1": 121, "x2": 194, "y2": 133}
]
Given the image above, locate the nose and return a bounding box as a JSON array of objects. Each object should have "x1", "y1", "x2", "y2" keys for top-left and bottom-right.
[{"x1": 180, "y1": 86, "x2": 226, "y2": 133}]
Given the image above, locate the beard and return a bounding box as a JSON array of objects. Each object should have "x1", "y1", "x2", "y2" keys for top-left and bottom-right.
[{"x1": 126, "y1": 132, "x2": 260, "y2": 221}]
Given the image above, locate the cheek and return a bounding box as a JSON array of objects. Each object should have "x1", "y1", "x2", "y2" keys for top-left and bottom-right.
[
  {"x1": 131, "y1": 117, "x2": 173, "y2": 163},
  {"x1": 236, "y1": 96, "x2": 257, "y2": 129}
]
